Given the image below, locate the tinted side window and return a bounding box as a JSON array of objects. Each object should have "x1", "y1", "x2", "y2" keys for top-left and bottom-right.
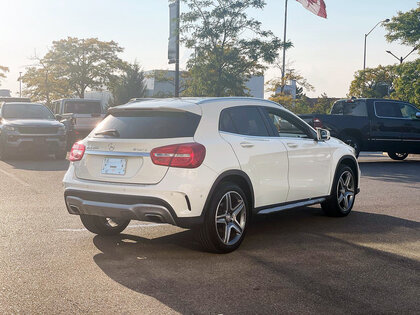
[
  {"x1": 94, "y1": 111, "x2": 201, "y2": 139},
  {"x1": 264, "y1": 108, "x2": 311, "y2": 138},
  {"x1": 375, "y1": 102, "x2": 403, "y2": 118},
  {"x1": 400, "y1": 103, "x2": 418, "y2": 119},
  {"x1": 219, "y1": 106, "x2": 269, "y2": 137},
  {"x1": 331, "y1": 100, "x2": 367, "y2": 116}
]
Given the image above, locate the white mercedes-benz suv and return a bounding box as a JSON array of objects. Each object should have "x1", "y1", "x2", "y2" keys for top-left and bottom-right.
[{"x1": 63, "y1": 97, "x2": 360, "y2": 253}]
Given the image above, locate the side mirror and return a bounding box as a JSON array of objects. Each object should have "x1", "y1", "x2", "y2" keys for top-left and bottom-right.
[
  {"x1": 416, "y1": 112, "x2": 420, "y2": 119},
  {"x1": 55, "y1": 114, "x2": 63, "y2": 121},
  {"x1": 316, "y1": 128, "x2": 330, "y2": 141}
]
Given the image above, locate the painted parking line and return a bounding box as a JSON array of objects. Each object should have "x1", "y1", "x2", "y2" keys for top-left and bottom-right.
[
  {"x1": 0, "y1": 168, "x2": 30, "y2": 187},
  {"x1": 56, "y1": 223, "x2": 164, "y2": 232}
]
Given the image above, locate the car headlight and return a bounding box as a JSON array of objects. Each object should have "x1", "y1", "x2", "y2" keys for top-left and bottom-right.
[{"x1": 4, "y1": 125, "x2": 16, "y2": 132}]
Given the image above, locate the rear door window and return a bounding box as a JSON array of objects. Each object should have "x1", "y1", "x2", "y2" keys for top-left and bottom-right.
[
  {"x1": 64, "y1": 101, "x2": 102, "y2": 114},
  {"x1": 375, "y1": 101, "x2": 404, "y2": 118},
  {"x1": 331, "y1": 100, "x2": 367, "y2": 116},
  {"x1": 93, "y1": 110, "x2": 201, "y2": 139},
  {"x1": 219, "y1": 106, "x2": 269, "y2": 137}
]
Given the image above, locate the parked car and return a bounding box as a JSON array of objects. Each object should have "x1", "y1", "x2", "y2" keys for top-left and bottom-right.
[
  {"x1": 0, "y1": 97, "x2": 31, "y2": 103},
  {"x1": 63, "y1": 97, "x2": 360, "y2": 253},
  {"x1": 300, "y1": 98, "x2": 420, "y2": 159},
  {"x1": 51, "y1": 99, "x2": 105, "y2": 149},
  {"x1": 0, "y1": 102, "x2": 67, "y2": 160}
]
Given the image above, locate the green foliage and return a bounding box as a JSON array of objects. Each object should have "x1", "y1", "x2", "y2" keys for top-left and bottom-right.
[
  {"x1": 384, "y1": 3, "x2": 420, "y2": 47},
  {"x1": 269, "y1": 93, "x2": 335, "y2": 115},
  {"x1": 110, "y1": 62, "x2": 146, "y2": 105},
  {"x1": 22, "y1": 63, "x2": 71, "y2": 105},
  {"x1": 312, "y1": 93, "x2": 334, "y2": 114},
  {"x1": 22, "y1": 37, "x2": 124, "y2": 104},
  {"x1": 266, "y1": 68, "x2": 314, "y2": 99},
  {"x1": 181, "y1": 0, "x2": 288, "y2": 96},
  {"x1": 0, "y1": 65, "x2": 9, "y2": 86},
  {"x1": 391, "y1": 59, "x2": 420, "y2": 106},
  {"x1": 44, "y1": 37, "x2": 124, "y2": 98},
  {"x1": 349, "y1": 65, "x2": 397, "y2": 98}
]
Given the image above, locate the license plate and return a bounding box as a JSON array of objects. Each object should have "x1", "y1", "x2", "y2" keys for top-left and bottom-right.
[{"x1": 101, "y1": 158, "x2": 127, "y2": 175}]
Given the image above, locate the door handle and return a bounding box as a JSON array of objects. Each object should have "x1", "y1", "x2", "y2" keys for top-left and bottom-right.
[
  {"x1": 287, "y1": 143, "x2": 298, "y2": 148},
  {"x1": 240, "y1": 141, "x2": 254, "y2": 148}
]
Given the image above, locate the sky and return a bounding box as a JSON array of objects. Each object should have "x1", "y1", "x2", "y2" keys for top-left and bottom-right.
[{"x1": 0, "y1": 0, "x2": 418, "y2": 98}]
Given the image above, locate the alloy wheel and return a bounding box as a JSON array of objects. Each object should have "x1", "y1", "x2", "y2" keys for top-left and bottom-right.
[
  {"x1": 215, "y1": 191, "x2": 246, "y2": 246},
  {"x1": 337, "y1": 170, "x2": 355, "y2": 212}
]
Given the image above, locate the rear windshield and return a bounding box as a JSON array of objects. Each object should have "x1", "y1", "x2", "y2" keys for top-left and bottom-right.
[
  {"x1": 2, "y1": 104, "x2": 54, "y2": 119},
  {"x1": 64, "y1": 101, "x2": 102, "y2": 114},
  {"x1": 93, "y1": 110, "x2": 201, "y2": 139},
  {"x1": 331, "y1": 100, "x2": 367, "y2": 117}
]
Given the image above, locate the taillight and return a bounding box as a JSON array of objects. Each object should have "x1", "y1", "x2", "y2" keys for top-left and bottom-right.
[
  {"x1": 69, "y1": 142, "x2": 86, "y2": 162},
  {"x1": 150, "y1": 143, "x2": 206, "y2": 168},
  {"x1": 313, "y1": 118, "x2": 323, "y2": 129}
]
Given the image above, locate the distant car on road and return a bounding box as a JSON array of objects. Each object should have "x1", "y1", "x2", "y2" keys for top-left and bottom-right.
[
  {"x1": 51, "y1": 99, "x2": 105, "y2": 149},
  {"x1": 63, "y1": 97, "x2": 360, "y2": 253},
  {"x1": 0, "y1": 102, "x2": 67, "y2": 160},
  {"x1": 300, "y1": 98, "x2": 420, "y2": 160}
]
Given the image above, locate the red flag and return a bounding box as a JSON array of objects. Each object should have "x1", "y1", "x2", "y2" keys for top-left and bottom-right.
[{"x1": 296, "y1": 0, "x2": 327, "y2": 19}]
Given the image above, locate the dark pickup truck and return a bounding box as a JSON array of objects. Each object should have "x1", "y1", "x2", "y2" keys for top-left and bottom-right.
[{"x1": 300, "y1": 98, "x2": 420, "y2": 160}]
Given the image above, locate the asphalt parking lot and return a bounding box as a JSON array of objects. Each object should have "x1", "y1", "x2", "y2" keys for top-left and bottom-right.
[{"x1": 0, "y1": 153, "x2": 419, "y2": 314}]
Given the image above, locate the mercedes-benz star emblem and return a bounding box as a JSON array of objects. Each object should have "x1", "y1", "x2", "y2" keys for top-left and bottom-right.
[{"x1": 108, "y1": 144, "x2": 115, "y2": 151}]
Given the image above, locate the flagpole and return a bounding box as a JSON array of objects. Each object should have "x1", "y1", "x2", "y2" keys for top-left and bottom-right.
[{"x1": 281, "y1": 0, "x2": 288, "y2": 93}]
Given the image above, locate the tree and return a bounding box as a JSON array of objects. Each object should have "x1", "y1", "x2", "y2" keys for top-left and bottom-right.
[
  {"x1": 384, "y1": 3, "x2": 420, "y2": 48},
  {"x1": 312, "y1": 93, "x2": 334, "y2": 114},
  {"x1": 181, "y1": 0, "x2": 287, "y2": 97},
  {"x1": 22, "y1": 56, "x2": 71, "y2": 106},
  {"x1": 111, "y1": 62, "x2": 147, "y2": 105},
  {"x1": 391, "y1": 59, "x2": 420, "y2": 106},
  {"x1": 267, "y1": 68, "x2": 314, "y2": 100},
  {"x1": 349, "y1": 65, "x2": 397, "y2": 98},
  {"x1": 44, "y1": 37, "x2": 124, "y2": 98},
  {"x1": 0, "y1": 65, "x2": 9, "y2": 86}
]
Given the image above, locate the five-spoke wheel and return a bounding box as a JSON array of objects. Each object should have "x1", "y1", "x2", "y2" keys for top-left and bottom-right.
[
  {"x1": 215, "y1": 191, "x2": 246, "y2": 246},
  {"x1": 198, "y1": 182, "x2": 249, "y2": 253},
  {"x1": 322, "y1": 165, "x2": 356, "y2": 217}
]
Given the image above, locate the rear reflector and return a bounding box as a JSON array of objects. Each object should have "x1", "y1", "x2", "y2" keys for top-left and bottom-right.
[
  {"x1": 151, "y1": 143, "x2": 206, "y2": 168},
  {"x1": 69, "y1": 142, "x2": 86, "y2": 162}
]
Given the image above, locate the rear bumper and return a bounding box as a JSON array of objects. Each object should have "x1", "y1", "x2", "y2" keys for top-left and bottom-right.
[{"x1": 64, "y1": 189, "x2": 204, "y2": 228}]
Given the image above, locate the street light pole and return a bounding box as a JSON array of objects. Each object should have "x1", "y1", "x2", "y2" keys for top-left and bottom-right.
[
  {"x1": 19, "y1": 72, "x2": 22, "y2": 98},
  {"x1": 175, "y1": 0, "x2": 180, "y2": 98},
  {"x1": 386, "y1": 45, "x2": 419, "y2": 64},
  {"x1": 363, "y1": 18, "x2": 389, "y2": 70},
  {"x1": 281, "y1": 0, "x2": 288, "y2": 93}
]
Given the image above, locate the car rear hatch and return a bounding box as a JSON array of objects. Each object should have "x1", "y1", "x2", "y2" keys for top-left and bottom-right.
[
  {"x1": 64, "y1": 100, "x2": 104, "y2": 130},
  {"x1": 74, "y1": 106, "x2": 202, "y2": 185}
]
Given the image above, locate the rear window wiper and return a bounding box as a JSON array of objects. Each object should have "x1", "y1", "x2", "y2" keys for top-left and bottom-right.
[{"x1": 95, "y1": 129, "x2": 120, "y2": 137}]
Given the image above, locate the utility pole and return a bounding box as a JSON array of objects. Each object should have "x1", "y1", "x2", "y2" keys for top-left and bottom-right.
[
  {"x1": 281, "y1": 0, "x2": 288, "y2": 93},
  {"x1": 175, "y1": 0, "x2": 180, "y2": 97},
  {"x1": 19, "y1": 72, "x2": 22, "y2": 97}
]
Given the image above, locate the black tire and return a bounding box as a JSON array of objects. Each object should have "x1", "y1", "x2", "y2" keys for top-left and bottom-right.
[
  {"x1": 341, "y1": 135, "x2": 361, "y2": 158},
  {"x1": 387, "y1": 152, "x2": 408, "y2": 161},
  {"x1": 198, "y1": 182, "x2": 250, "y2": 253},
  {"x1": 321, "y1": 165, "x2": 356, "y2": 217},
  {"x1": 55, "y1": 149, "x2": 67, "y2": 160},
  {"x1": 80, "y1": 214, "x2": 130, "y2": 236},
  {"x1": 0, "y1": 142, "x2": 10, "y2": 161}
]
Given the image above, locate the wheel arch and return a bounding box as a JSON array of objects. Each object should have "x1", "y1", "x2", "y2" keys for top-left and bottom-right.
[
  {"x1": 203, "y1": 170, "x2": 255, "y2": 215},
  {"x1": 331, "y1": 155, "x2": 359, "y2": 195}
]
